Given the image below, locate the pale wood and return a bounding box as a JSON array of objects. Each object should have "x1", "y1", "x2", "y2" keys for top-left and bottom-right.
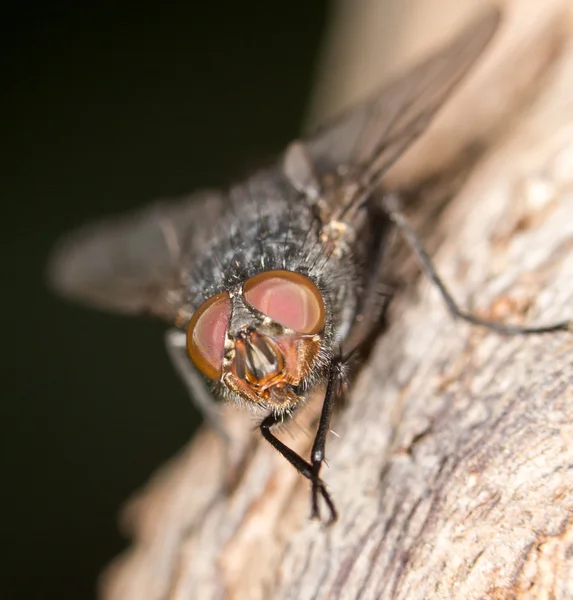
[{"x1": 101, "y1": 2, "x2": 573, "y2": 598}]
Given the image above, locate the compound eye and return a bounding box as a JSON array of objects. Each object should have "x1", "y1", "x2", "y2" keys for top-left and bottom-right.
[
  {"x1": 243, "y1": 270, "x2": 324, "y2": 334},
  {"x1": 186, "y1": 291, "x2": 231, "y2": 380}
]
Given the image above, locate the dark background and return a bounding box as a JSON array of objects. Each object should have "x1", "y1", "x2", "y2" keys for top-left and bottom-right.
[{"x1": 1, "y1": 2, "x2": 329, "y2": 598}]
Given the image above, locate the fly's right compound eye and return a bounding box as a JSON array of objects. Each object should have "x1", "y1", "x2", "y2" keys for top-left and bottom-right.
[{"x1": 186, "y1": 292, "x2": 231, "y2": 380}]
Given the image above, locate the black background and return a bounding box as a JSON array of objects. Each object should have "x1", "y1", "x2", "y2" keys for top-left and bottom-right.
[{"x1": 1, "y1": 2, "x2": 329, "y2": 598}]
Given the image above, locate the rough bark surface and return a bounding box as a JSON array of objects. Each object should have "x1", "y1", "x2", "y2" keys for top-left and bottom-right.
[{"x1": 102, "y1": 2, "x2": 573, "y2": 599}]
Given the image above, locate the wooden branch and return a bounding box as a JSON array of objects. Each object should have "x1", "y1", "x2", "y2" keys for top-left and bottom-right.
[{"x1": 101, "y1": 2, "x2": 573, "y2": 598}]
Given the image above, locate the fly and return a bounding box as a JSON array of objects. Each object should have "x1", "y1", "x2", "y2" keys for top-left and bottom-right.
[{"x1": 47, "y1": 8, "x2": 571, "y2": 525}]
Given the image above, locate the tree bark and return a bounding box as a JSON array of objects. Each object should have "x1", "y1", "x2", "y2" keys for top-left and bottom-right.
[{"x1": 101, "y1": 1, "x2": 573, "y2": 598}]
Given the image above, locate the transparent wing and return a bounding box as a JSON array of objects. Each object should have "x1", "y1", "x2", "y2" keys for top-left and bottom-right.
[
  {"x1": 48, "y1": 9, "x2": 499, "y2": 322},
  {"x1": 304, "y1": 8, "x2": 500, "y2": 185},
  {"x1": 47, "y1": 190, "x2": 226, "y2": 321}
]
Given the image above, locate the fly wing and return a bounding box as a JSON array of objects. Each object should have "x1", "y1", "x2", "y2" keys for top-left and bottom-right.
[
  {"x1": 48, "y1": 9, "x2": 499, "y2": 322},
  {"x1": 304, "y1": 9, "x2": 500, "y2": 185},
  {"x1": 47, "y1": 190, "x2": 226, "y2": 321}
]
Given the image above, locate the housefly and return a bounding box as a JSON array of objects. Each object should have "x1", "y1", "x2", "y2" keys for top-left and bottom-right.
[{"x1": 47, "y1": 9, "x2": 570, "y2": 524}]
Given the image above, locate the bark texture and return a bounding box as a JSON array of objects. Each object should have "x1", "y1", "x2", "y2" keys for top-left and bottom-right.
[{"x1": 102, "y1": 1, "x2": 573, "y2": 598}]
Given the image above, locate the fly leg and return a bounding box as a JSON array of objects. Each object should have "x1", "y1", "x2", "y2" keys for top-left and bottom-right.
[
  {"x1": 382, "y1": 194, "x2": 571, "y2": 335},
  {"x1": 165, "y1": 329, "x2": 230, "y2": 445},
  {"x1": 341, "y1": 202, "x2": 395, "y2": 360},
  {"x1": 309, "y1": 356, "x2": 345, "y2": 522},
  {"x1": 260, "y1": 360, "x2": 342, "y2": 526}
]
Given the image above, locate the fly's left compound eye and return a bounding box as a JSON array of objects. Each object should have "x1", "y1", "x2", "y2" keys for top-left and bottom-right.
[
  {"x1": 243, "y1": 270, "x2": 324, "y2": 334},
  {"x1": 186, "y1": 291, "x2": 231, "y2": 380}
]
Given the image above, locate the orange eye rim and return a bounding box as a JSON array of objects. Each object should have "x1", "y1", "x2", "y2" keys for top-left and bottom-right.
[
  {"x1": 186, "y1": 291, "x2": 231, "y2": 380},
  {"x1": 243, "y1": 269, "x2": 325, "y2": 335}
]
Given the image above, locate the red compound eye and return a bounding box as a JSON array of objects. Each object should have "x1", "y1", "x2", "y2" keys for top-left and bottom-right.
[
  {"x1": 186, "y1": 291, "x2": 231, "y2": 380},
  {"x1": 243, "y1": 270, "x2": 324, "y2": 334}
]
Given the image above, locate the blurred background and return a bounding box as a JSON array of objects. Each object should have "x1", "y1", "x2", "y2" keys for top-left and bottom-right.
[{"x1": 1, "y1": 2, "x2": 330, "y2": 598}]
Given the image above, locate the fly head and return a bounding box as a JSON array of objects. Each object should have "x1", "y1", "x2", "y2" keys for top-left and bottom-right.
[{"x1": 187, "y1": 267, "x2": 331, "y2": 413}]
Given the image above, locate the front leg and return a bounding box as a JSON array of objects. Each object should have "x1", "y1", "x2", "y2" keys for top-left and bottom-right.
[
  {"x1": 259, "y1": 357, "x2": 345, "y2": 525},
  {"x1": 164, "y1": 328, "x2": 230, "y2": 444},
  {"x1": 310, "y1": 356, "x2": 345, "y2": 521},
  {"x1": 260, "y1": 410, "x2": 338, "y2": 525}
]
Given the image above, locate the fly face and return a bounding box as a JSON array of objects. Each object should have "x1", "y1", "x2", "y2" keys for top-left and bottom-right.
[
  {"x1": 187, "y1": 270, "x2": 326, "y2": 412},
  {"x1": 50, "y1": 9, "x2": 571, "y2": 524}
]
